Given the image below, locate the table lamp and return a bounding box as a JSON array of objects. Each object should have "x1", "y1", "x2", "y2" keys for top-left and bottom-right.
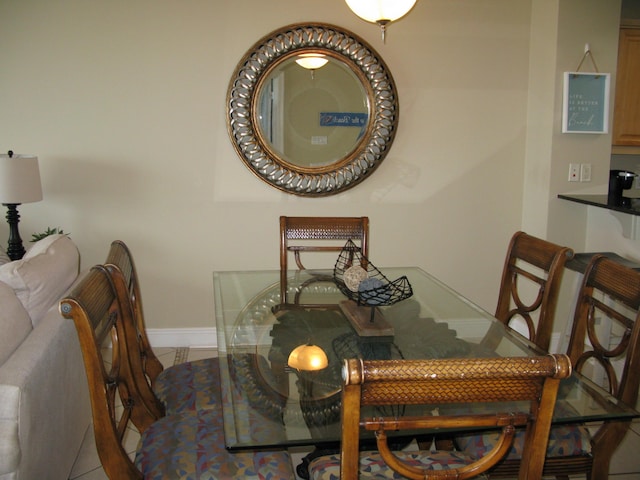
[{"x1": 0, "y1": 151, "x2": 43, "y2": 260}]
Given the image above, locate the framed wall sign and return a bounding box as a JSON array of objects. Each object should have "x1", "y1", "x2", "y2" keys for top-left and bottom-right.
[{"x1": 562, "y1": 72, "x2": 610, "y2": 134}]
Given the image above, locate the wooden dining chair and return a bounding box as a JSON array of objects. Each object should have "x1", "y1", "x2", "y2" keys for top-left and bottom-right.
[
  {"x1": 308, "y1": 354, "x2": 571, "y2": 480},
  {"x1": 457, "y1": 254, "x2": 640, "y2": 479},
  {"x1": 60, "y1": 265, "x2": 295, "y2": 480},
  {"x1": 104, "y1": 240, "x2": 221, "y2": 418},
  {"x1": 279, "y1": 216, "x2": 369, "y2": 306},
  {"x1": 492, "y1": 231, "x2": 574, "y2": 351}
]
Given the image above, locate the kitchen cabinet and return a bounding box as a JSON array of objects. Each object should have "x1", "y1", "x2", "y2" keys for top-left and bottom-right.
[{"x1": 613, "y1": 27, "x2": 640, "y2": 146}]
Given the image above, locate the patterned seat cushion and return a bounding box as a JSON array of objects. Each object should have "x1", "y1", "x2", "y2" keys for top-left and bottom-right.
[
  {"x1": 153, "y1": 357, "x2": 221, "y2": 415},
  {"x1": 308, "y1": 450, "x2": 488, "y2": 480},
  {"x1": 456, "y1": 423, "x2": 591, "y2": 460},
  {"x1": 450, "y1": 398, "x2": 592, "y2": 461},
  {"x1": 136, "y1": 408, "x2": 294, "y2": 480}
]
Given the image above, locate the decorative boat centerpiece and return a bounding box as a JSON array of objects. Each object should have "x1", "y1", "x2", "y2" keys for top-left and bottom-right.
[{"x1": 333, "y1": 239, "x2": 413, "y2": 336}]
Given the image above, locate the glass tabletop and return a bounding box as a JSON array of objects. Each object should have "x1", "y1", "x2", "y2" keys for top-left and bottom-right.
[{"x1": 213, "y1": 267, "x2": 639, "y2": 450}]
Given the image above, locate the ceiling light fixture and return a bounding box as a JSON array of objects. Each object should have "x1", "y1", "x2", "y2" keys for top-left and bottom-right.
[{"x1": 345, "y1": 0, "x2": 417, "y2": 42}]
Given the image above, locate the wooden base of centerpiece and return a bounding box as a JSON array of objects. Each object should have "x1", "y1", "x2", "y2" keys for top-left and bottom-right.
[{"x1": 339, "y1": 300, "x2": 394, "y2": 337}]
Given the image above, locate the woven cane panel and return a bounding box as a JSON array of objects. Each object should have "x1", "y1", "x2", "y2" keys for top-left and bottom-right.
[
  {"x1": 360, "y1": 378, "x2": 541, "y2": 405},
  {"x1": 588, "y1": 256, "x2": 640, "y2": 308},
  {"x1": 355, "y1": 357, "x2": 562, "y2": 406},
  {"x1": 286, "y1": 224, "x2": 364, "y2": 240},
  {"x1": 361, "y1": 357, "x2": 560, "y2": 382},
  {"x1": 512, "y1": 234, "x2": 559, "y2": 270}
]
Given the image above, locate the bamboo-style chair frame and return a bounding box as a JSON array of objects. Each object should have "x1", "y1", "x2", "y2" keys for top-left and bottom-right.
[
  {"x1": 312, "y1": 354, "x2": 571, "y2": 480},
  {"x1": 494, "y1": 231, "x2": 574, "y2": 350},
  {"x1": 104, "y1": 240, "x2": 166, "y2": 419},
  {"x1": 483, "y1": 254, "x2": 640, "y2": 479},
  {"x1": 279, "y1": 216, "x2": 369, "y2": 306},
  {"x1": 60, "y1": 266, "x2": 156, "y2": 478}
]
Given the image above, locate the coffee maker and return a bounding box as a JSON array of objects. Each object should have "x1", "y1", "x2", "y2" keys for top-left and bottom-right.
[{"x1": 608, "y1": 169, "x2": 637, "y2": 207}]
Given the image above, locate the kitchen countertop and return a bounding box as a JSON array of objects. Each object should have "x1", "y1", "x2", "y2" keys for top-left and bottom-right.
[{"x1": 558, "y1": 193, "x2": 640, "y2": 216}]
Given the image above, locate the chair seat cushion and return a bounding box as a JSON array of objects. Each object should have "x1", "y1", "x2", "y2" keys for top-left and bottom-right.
[
  {"x1": 153, "y1": 357, "x2": 221, "y2": 415},
  {"x1": 308, "y1": 450, "x2": 487, "y2": 480},
  {"x1": 456, "y1": 423, "x2": 591, "y2": 460},
  {"x1": 136, "y1": 409, "x2": 294, "y2": 479}
]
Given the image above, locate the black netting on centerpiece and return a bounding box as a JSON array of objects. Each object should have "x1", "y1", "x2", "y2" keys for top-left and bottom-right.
[{"x1": 333, "y1": 239, "x2": 413, "y2": 307}]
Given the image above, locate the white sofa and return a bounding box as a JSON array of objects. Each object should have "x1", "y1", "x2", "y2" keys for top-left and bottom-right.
[{"x1": 0, "y1": 235, "x2": 91, "y2": 480}]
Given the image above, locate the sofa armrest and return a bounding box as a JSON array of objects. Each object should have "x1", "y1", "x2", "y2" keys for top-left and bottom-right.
[
  {"x1": 0, "y1": 296, "x2": 91, "y2": 479},
  {"x1": 0, "y1": 384, "x2": 21, "y2": 474}
]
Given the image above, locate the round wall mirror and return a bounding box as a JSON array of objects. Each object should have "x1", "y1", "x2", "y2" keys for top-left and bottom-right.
[{"x1": 227, "y1": 23, "x2": 398, "y2": 196}]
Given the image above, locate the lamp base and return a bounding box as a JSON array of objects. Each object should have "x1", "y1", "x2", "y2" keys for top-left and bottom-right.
[{"x1": 4, "y1": 203, "x2": 26, "y2": 261}]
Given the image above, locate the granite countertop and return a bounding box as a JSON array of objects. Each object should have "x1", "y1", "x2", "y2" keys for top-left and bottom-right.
[{"x1": 558, "y1": 194, "x2": 640, "y2": 216}]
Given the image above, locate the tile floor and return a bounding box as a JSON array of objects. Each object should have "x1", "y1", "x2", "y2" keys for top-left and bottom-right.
[{"x1": 68, "y1": 348, "x2": 640, "y2": 480}]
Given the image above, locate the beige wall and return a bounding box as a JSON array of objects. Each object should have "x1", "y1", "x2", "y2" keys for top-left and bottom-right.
[{"x1": 0, "y1": 1, "x2": 623, "y2": 340}]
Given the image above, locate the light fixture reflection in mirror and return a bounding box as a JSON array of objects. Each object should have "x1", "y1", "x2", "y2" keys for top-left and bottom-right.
[
  {"x1": 295, "y1": 53, "x2": 329, "y2": 70},
  {"x1": 288, "y1": 344, "x2": 329, "y2": 371},
  {"x1": 345, "y1": 0, "x2": 417, "y2": 42},
  {"x1": 295, "y1": 53, "x2": 329, "y2": 80}
]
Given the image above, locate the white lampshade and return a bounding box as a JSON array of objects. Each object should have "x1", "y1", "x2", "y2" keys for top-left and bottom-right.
[
  {"x1": 288, "y1": 344, "x2": 329, "y2": 371},
  {"x1": 345, "y1": 0, "x2": 417, "y2": 24},
  {"x1": 0, "y1": 153, "x2": 43, "y2": 204},
  {"x1": 295, "y1": 54, "x2": 329, "y2": 70}
]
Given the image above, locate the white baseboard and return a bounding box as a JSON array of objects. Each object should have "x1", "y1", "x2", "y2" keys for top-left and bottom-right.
[{"x1": 146, "y1": 328, "x2": 217, "y2": 348}]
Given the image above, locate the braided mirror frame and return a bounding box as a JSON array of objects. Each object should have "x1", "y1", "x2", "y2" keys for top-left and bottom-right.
[{"x1": 226, "y1": 23, "x2": 398, "y2": 196}]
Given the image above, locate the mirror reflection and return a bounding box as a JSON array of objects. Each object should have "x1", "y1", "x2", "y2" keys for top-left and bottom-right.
[{"x1": 256, "y1": 54, "x2": 369, "y2": 169}]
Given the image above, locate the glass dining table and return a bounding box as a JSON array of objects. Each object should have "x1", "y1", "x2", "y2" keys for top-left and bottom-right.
[{"x1": 213, "y1": 267, "x2": 639, "y2": 452}]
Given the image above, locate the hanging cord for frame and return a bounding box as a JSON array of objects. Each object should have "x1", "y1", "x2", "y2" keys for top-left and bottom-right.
[{"x1": 573, "y1": 44, "x2": 601, "y2": 78}]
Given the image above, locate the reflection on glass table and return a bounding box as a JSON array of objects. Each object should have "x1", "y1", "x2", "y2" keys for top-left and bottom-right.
[{"x1": 213, "y1": 268, "x2": 639, "y2": 451}]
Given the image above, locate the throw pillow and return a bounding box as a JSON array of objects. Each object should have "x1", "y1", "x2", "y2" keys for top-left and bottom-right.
[
  {"x1": 0, "y1": 234, "x2": 80, "y2": 327},
  {"x1": 0, "y1": 280, "x2": 33, "y2": 364}
]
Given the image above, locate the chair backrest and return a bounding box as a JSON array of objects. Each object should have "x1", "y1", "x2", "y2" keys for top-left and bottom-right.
[
  {"x1": 340, "y1": 354, "x2": 571, "y2": 480},
  {"x1": 279, "y1": 216, "x2": 369, "y2": 304},
  {"x1": 60, "y1": 266, "x2": 154, "y2": 479},
  {"x1": 104, "y1": 240, "x2": 164, "y2": 384},
  {"x1": 565, "y1": 254, "x2": 640, "y2": 477},
  {"x1": 494, "y1": 231, "x2": 574, "y2": 350},
  {"x1": 104, "y1": 241, "x2": 167, "y2": 420}
]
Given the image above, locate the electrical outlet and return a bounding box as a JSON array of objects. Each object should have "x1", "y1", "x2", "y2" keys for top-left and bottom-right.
[
  {"x1": 568, "y1": 163, "x2": 580, "y2": 182},
  {"x1": 580, "y1": 163, "x2": 592, "y2": 182}
]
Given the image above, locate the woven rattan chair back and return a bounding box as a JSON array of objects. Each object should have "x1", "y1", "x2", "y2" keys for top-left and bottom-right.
[
  {"x1": 335, "y1": 355, "x2": 571, "y2": 480},
  {"x1": 476, "y1": 254, "x2": 640, "y2": 479},
  {"x1": 493, "y1": 231, "x2": 574, "y2": 350},
  {"x1": 61, "y1": 266, "x2": 295, "y2": 480},
  {"x1": 60, "y1": 266, "x2": 155, "y2": 479},
  {"x1": 104, "y1": 240, "x2": 166, "y2": 419},
  {"x1": 105, "y1": 240, "x2": 163, "y2": 382},
  {"x1": 279, "y1": 216, "x2": 369, "y2": 305},
  {"x1": 561, "y1": 254, "x2": 640, "y2": 478}
]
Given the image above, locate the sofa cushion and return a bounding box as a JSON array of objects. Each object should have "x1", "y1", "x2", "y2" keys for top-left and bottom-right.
[
  {"x1": 0, "y1": 235, "x2": 80, "y2": 327},
  {"x1": 0, "y1": 246, "x2": 9, "y2": 265},
  {"x1": 0, "y1": 281, "x2": 32, "y2": 365}
]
